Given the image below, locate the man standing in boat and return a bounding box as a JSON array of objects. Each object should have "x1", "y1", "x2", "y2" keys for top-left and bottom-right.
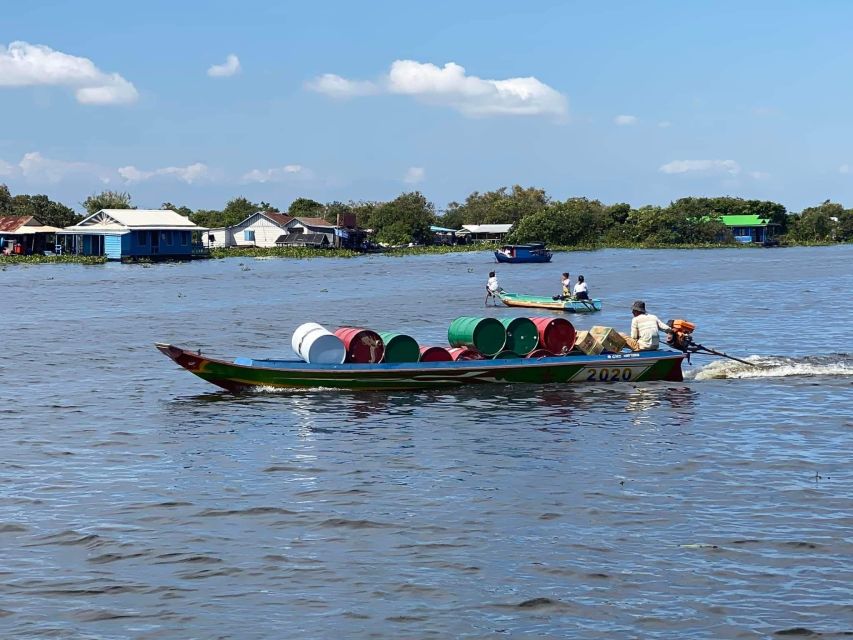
[
  {"x1": 485, "y1": 271, "x2": 503, "y2": 306},
  {"x1": 624, "y1": 300, "x2": 673, "y2": 351}
]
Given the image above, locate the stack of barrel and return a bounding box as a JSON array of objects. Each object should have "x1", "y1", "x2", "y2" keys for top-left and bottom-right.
[
  {"x1": 446, "y1": 316, "x2": 576, "y2": 360},
  {"x1": 290, "y1": 315, "x2": 579, "y2": 364}
]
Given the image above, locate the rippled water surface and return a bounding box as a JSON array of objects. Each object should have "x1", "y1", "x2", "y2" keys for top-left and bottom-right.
[{"x1": 2, "y1": 246, "x2": 852, "y2": 639}]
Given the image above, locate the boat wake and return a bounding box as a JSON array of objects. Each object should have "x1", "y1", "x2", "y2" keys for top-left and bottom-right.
[{"x1": 687, "y1": 353, "x2": 853, "y2": 380}]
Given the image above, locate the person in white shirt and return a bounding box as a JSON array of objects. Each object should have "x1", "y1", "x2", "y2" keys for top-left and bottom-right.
[
  {"x1": 624, "y1": 300, "x2": 673, "y2": 351},
  {"x1": 485, "y1": 271, "x2": 502, "y2": 306},
  {"x1": 572, "y1": 275, "x2": 589, "y2": 300},
  {"x1": 560, "y1": 272, "x2": 571, "y2": 298}
]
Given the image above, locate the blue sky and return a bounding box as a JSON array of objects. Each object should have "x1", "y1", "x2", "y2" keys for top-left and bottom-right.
[{"x1": 2, "y1": 0, "x2": 853, "y2": 213}]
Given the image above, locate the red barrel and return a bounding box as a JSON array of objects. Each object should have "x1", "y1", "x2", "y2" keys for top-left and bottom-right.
[
  {"x1": 334, "y1": 327, "x2": 385, "y2": 363},
  {"x1": 419, "y1": 346, "x2": 453, "y2": 362},
  {"x1": 447, "y1": 347, "x2": 484, "y2": 361},
  {"x1": 530, "y1": 317, "x2": 576, "y2": 354},
  {"x1": 526, "y1": 348, "x2": 557, "y2": 358}
]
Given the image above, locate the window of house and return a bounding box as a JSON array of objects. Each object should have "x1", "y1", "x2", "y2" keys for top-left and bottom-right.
[
  {"x1": 137, "y1": 230, "x2": 148, "y2": 245},
  {"x1": 164, "y1": 231, "x2": 172, "y2": 246},
  {"x1": 244, "y1": 230, "x2": 256, "y2": 241},
  {"x1": 181, "y1": 231, "x2": 189, "y2": 246}
]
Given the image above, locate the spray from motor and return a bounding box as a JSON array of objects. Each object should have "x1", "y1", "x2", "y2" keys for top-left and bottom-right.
[{"x1": 666, "y1": 319, "x2": 757, "y2": 367}]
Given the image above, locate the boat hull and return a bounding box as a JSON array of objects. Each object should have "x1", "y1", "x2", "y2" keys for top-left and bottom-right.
[
  {"x1": 494, "y1": 252, "x2": 552, "y2": 263},
  {"x1": 156, "y1": 343, "x2": 683, "y2": 392},
  {"x1": 499, "y1": 292, "x2": 602, "y2": 313}
]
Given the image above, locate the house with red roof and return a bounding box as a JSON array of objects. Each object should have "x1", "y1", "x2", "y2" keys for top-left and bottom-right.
[{"x1": 0, "y1": 215, "x2": 63, "y2": 255}]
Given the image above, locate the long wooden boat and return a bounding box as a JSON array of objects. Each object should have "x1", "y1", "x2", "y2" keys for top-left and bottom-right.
[
  {"x1": 499, "y1": 292, "x2": 603, "y2": 313},
  {"x1": 156, "y1": 343, "x2": 684, "y2": 392}
]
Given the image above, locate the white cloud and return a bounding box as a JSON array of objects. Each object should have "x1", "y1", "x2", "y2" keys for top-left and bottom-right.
[
  {"x1": 0, "y1": 159, "x2": 15, "y2": 177},
  {"x1": 749, "y1": 170, "x2": 771, "y2": 180},
  {"x1": 403, "y1": 167, "x2": 425, "y2": 184},
  {"x1": 307, "y1": 59, "x2": 568, "y2": 118},
  {"x1": 659, "y1": 159, "x2": 741, "y2": 176},
  {"x1": 119, "y1": 162, "x2": 209, "y2": 184},
  {"x1": 304, "y1": 73, "x2": 378, "y2": 98},
  {"x1": 241, "y1": 165, "x2": 306, "y2": 183},
  {"x1": 840, "y1": 164, "x2": 850, "y2": 175},
  {"x1": 207, "y1": 54, "x2": 241, "y2": 78},
  {"x1": 0, "y1": 41, "x2": 138, "y2": 105},
  {"x1": 614, "y1": 114, "x2": 637, "y2": 126},
  {"x1": 18, "y1": 151, "x2": 111, "y2": 183},
  {"x1": 657, "y1": 120, "x2": 672, "y2": 128}
]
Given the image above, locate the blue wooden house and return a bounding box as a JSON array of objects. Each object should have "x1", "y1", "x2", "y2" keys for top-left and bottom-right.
[{"x1": 59, "y1": 209, "x2": 207, "y2": 260}]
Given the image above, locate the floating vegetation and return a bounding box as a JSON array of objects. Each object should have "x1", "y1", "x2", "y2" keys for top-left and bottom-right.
[
  {"x1": 209, "y1": 247, "x2": 359, "y2": 259},
  {"x1": 0, "y1": 255, "x2": 108, "y2": 265}
]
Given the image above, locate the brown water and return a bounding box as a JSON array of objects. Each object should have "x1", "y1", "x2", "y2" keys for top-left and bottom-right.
[{"x1": 1, "y1": 246, "x2": 851, "y2": 639}]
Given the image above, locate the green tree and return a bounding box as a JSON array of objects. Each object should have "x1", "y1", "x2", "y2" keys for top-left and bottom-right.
[
  {"x1": 507, "y1": 198, "x2": 606, "y2": 246},
  {"x1": 0, "y1": 184, "x2": 12, "y2": 214},
  {"x1": 325, "y1": 200, "x2": 354, "y2": 226},
  {"x1": 836, "y1": 209, "x2": 853, "y2": 242},
  {"x1": 224, "y1": 196, "x2": 259, "y2": 224},
  {"x1": 370, "y1": 192, "x2": 435, "y2": 245},
  {"x1": 190, "y1": 209, "x2": 224, "y2": 228},
  {"x1": 445, "y1": 185, "x2": 549, "y2": 226},
  {"x1": 288, "y1": 197, "x2": 325, "y2": 218},
  {"x1": 788, "y1": 201, "x2": 842, "y2": 241},
  {"x1": 81, "y1": 190, "x2": 133, "y2": 215},
  {"x1": 350, "y1": 201, "x2": 380, "y2": 230},
  {"x1": 620, "y1": 205, "x2": 727, "y2": 245},
  {"x1": 10, "y1": 194, "x2": 81, "y2": 227},
  {"x1": 161, "y1": 202, "x2": 194, "y2": 218}
]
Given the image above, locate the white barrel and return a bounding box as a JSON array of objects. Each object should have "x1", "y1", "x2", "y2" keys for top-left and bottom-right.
[
  {"x1": 291, "y1": 322, "x2": 346, "y2": 364},
  {"x1": 291, "y1": 322, "x2": 324, "y2": 355}
]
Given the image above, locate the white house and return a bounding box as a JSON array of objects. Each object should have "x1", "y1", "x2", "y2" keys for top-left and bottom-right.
[
  {"x1": 208, "y1": 211, "x2": 295, "y2": 248},
  {"x1": 459, "y1": 223, "x2": 513, "y2": 242},
  {"x1": 210, "y1": 212, "x2": 339, "y2": 248}
]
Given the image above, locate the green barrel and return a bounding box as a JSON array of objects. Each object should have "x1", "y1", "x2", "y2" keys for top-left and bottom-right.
[
  {"x1": 492, "y1": 350, "x2": 522, "y2": 359},
  {"x1": 499, "y1": 317, "x2": 539, "y2": 355},
  {"x1": 378, "y1": 331, "x2": 420, "y2": 363},
  {"x1": 447, "y1": 316, "x2": 506, "y2": 356}
]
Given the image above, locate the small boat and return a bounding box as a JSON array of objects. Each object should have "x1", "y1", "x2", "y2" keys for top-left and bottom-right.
[
  {"x1": 499, "y1": 292, "x2": 602, "y2": 313},
  {"x1": 494, "y1": 243, "x2": 552, "y2": 264},
  {"x1": 156, "y1": 343, "x2": 684, "y2": 392}
]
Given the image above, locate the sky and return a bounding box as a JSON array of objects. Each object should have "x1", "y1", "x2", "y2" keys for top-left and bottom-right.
[{"x1": 2, "y1": 0, "x2": 853, "y2": 214}]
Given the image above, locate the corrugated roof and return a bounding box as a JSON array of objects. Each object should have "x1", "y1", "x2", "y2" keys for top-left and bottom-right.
[
  {"x1": 0, "y1": 215, "x2": 35, "y2": 232},
  {"x1": 65, "y1": 209, "x2": 205, "y2": 231},
  {"x1": 98, "y1": 209, "x2": 202, "y2": 228},
  {"x1": 461, "y1": 224, "x2": 513, "y2": 233},
  {"x1": 276, "y1": 232, "x2": 329, "y2": 245},
  {"x1": 232, "y1": 211, "x2": 294, "y2": 229},
  {"x1": 294, "y1": 216, "x2": 334, "y2": 228},
  {"x1": 718, "y1": 214, "x2": 772, "y2": 227},
  {"x1": 265, "y1": 212, "x2": 294, "y2": 226}
]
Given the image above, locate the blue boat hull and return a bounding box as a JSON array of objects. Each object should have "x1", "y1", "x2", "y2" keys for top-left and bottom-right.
[{"x1": 494, "y1": 252, "x2": 552, "y2": 263}]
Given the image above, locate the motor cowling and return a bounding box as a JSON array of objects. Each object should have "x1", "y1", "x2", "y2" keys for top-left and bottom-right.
[{"x1": 666, "y1": 319, "x2": 696, "y2": 352}]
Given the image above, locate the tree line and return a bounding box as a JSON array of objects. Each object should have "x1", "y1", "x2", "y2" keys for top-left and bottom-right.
[{"x1": 2, "y1": 183, "x2": 852, "y2": 246}]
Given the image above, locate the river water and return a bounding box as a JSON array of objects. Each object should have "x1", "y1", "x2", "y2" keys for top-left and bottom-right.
[{"x1": 1, "y1": 246, "x2": 851, "y2": 639}]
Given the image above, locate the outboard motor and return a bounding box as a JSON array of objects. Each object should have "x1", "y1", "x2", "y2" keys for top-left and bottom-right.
[
  {"x1": 666, "y1": 319, "x2": 757, "y2": 367},
  {"x1": 666, "y1": 319, "x2": 696, "y2": 352}
]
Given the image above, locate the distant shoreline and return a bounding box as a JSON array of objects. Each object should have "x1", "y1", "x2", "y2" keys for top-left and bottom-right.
[{"x1": 0, "y1": 240, "x2": 844, "y2": 266}]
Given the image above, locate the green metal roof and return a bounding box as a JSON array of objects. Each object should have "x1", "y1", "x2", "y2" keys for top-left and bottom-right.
[{"x1": 717, "y1": 214, "x2": 772, "y2": 227}]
